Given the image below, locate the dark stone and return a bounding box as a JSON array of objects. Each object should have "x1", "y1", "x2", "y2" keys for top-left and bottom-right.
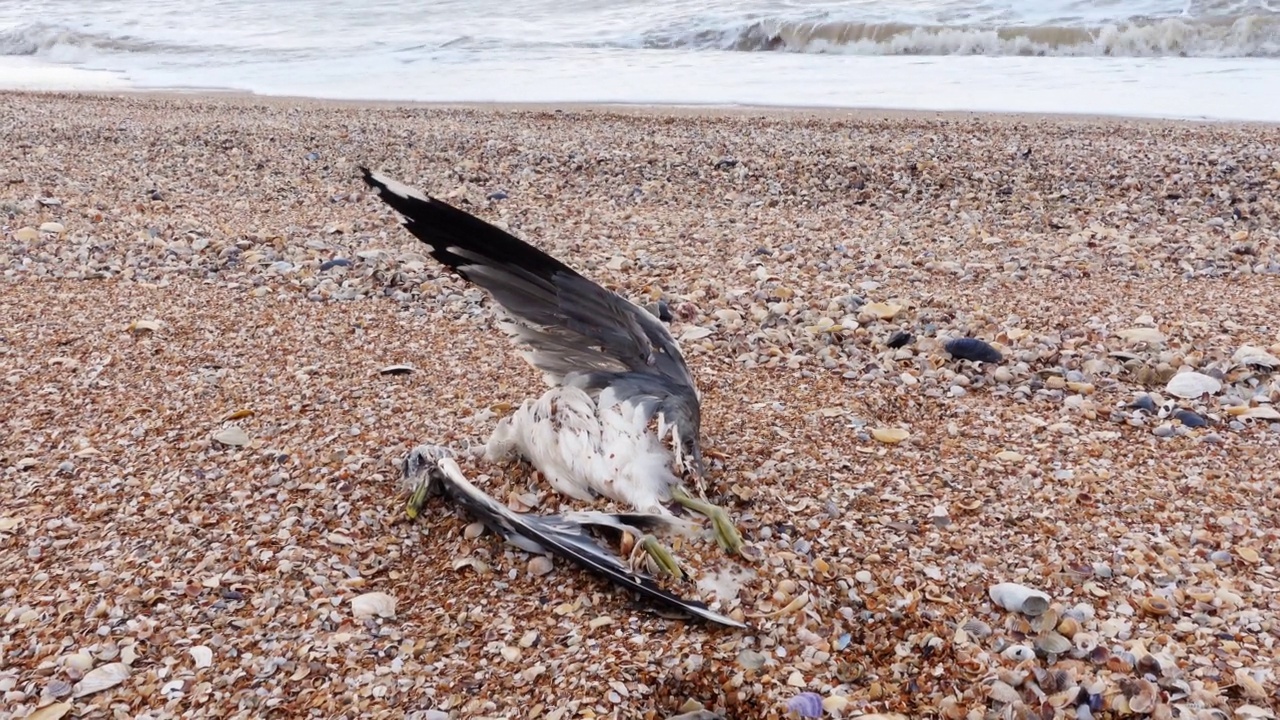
[
  {"x1": 944, "y1": 337, "x2": 1003, "y2": 364},
  {"x1": 886, "y1": 331, "x2": 913, "y2": 349}
]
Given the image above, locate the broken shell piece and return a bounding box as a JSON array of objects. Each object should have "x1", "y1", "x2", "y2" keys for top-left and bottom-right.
[
  {"x1": 25, "y1": 703, "x2": 73, "y2": 720},
  {"x1": 127, "y1": 319, "x2": 161, "y2": 333},
  {"x1": 189, "y1": 645, "x2": 213, "y2": 669},
  {"x1": 72, "y1": 662, "x2": 130, "y2": 698},
  {"x1": 350, "y1": 591, "x2": 397, "y2": 619},
  {"x1": 990, "y1": 582, "x2": 1052, "y2": 616}
]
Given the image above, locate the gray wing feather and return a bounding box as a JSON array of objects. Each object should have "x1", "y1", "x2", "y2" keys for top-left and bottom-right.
[{"x1": 361, "y1": 168, "x2": 697, "y2": 393}]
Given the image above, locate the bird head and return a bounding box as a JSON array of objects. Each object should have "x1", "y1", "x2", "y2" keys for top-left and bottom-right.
[{"x1": 401, "y1": 444, "x2": 456, "y2": 499}]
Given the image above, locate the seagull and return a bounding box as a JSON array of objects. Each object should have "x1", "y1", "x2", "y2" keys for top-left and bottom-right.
[
  {"x1": 402, "y1": 444, "x2": 745, "y2": 628},
  {"x1": 361, "y1": 168, "x2": 743, "y2": 574}
]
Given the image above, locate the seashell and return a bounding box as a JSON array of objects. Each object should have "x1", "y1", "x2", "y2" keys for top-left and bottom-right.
[
  {"x1": 1234, "y1": 668, "x2": 1268, "y2": 701},
  {"x1": 679, "y1": 326, "x2": 713, "y2": 342},
  {"x1": 987, "y1": 679, "x2": 1023, "y2": 704},
  {"x1": 528, "y1": 555, "x2": 554, "y2": 576},
  {"x1": 72, "y1": 662, "x2": 130, "y2": 698},
  {"x1": 189, "y1": 645, "x2": 213, "y2": 669},
  {"x1": 1125, "y1": 679, "x2": 1160, "y2": 713},
  {"x1": 1031, "y1": 605, "x2": 1060, "y2": 633},
  {"x1": 990, "y1": 582, "x2": 1052, "y2": 616},
  {"x1": 1116, "y1": 327, "x2": 1167, "y2": 345},
  {"x1": 1034, "y1": 631, "x2": 1072, "y2": 656},
  {"x1": 1140, "y1": 596, "x2": 1174, "y2": 616},
  {"x1": 1136, "y1": 653, "x2": 1163, "y2": 678},
  {"x1": 962, "y1": 618, "x2": 993, "y2": 639},
  {"x1": 1072, "y1": 631, "x2": 1098, "y2": 655},
  {"x1": 863, "y1": 302, "x2": 902, "y2": 320},
  {"x1": 1057, "y1": 617, "x2": 1081, "y2": 639},
  {"x1": 1238, "y1": 405, "x2": 1280, "y2": 421},
  {"x1": 871, "y1": 427, "x2": 910, "y2": 444},
  {"x1": 127, "y1": 318, "x2": 161, "y2": 333},
  {"x1": 1236, "y1": 547, "x2": 1261, "y2": 564},
  {"x1": 784, "y1": 692, "x2": 823, "y2": 718},
  {"x1": 1002, "y1": 644, "x2": 1035, "y2": 662},
  {"x1": 63, "y1": 652, "x2": 95, "y2": 673},
  {"x1": 1233, "y1": 345, "x2": 1280, "y2": 370},
  {"x1": 350, "y1": 591, "x2": 397, "y2": 619},
  {"x1": 945, "y1": 337, "x2": 1003, "y2": 363},
  {"x1": 821, "y1": 695, "x2": 850, "y2": 713},
  {"x1": 1165, "y1": 371, "x2": 1221, "y2": 399},
  {"x1": 378, "y1": 364, "x2": 415, "y2": 375},
  {"x1": 213, "y1": 426, "x2": 250, "y2": 447},
  {"x1": 1107, "y1": 651, "x2": 1135, "y2": 673},
  {"x1": 25, "y1": 703, "x2": 73, "y2": 720}
]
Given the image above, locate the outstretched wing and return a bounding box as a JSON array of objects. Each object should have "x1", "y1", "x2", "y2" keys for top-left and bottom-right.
[
  {"x1": 361, "y1": 168, "x2": 697, "y2": 392},
  {"x1": 410, "y1": 448, "x2": 743, "y2": 629}
]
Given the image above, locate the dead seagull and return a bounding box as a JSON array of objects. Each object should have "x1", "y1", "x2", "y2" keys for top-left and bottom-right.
[
  {"x1": 362, "y1": 168, "x2": 743, "y2": 574},
  {"x1": 403, "y1": 444, "x2": 746, "y2": 628}
]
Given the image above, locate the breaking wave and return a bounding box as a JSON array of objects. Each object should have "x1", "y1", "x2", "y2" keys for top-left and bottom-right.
[
  {"x1": 643, "y1": 14, "x2": 1280, "y2": 57},
  {"x1": 0, "y1": 22, "x2": 206, "y2": 60}
]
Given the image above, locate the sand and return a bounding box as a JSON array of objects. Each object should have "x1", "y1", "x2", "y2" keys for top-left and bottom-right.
[{"x1": 1, "y1": 90, "x2": 1278, "y2": 719}]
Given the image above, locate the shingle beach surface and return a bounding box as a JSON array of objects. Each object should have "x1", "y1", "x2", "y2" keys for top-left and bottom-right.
[{"x1": 2, "y1": 92, "x2": 1279, "y2": 719}]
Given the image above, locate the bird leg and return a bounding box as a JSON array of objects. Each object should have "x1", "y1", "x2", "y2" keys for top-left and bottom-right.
[
  {"x1": 671, "y1": 486, "x2": 744, "y2": 555},
  {"x1": 405, "y1": 477, "x2": 434, "y2": 520},
  {"x1": 627, "y1": 533, "x2": 685, "y2": 581}
]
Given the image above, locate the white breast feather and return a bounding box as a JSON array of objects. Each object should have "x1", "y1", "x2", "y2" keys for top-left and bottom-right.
[{"x1": 484, "y1": 385, "x2": 679, "y2": 513}]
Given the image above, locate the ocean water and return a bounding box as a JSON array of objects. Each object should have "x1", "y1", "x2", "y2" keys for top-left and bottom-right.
[{"x1": 2, "y1": 0, "x2": 1279, "y2": 120}]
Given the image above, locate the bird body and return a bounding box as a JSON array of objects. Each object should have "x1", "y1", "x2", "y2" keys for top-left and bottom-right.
[
  {"x1": 485, "y1": 383, "x2": 681, "y2": 512},
  {"x1": 362, "y1": 168, "x2": 741, "y2": 557}
]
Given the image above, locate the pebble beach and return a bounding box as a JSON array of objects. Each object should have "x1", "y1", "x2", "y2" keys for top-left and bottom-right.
[{"x1": 2, "y1": 91, "x2": 1279, "y2": 719}]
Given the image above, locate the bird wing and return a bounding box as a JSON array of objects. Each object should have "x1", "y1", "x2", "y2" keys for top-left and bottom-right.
[
  {"x1": 419, "y1": 451, "x2": 744, "y2": 629},
  {"x1": 361, "y1": 168, "x2": 697, "y2": 392}
]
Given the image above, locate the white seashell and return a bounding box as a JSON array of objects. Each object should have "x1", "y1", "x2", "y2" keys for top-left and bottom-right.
[
  {"x1": 63, "y1": 651, "x2": 95, "y2": 673},
  {"x1": 1240, "y1": 405, "x2": 1280, "y2": 421},
  {"x1": 72, "y1": 662, "x2": 130, "y2": 698},
  {"x1": 213, "y1": 426, "x2": 250, "y2": 447},
  {"x1": 1233, "y1": 345, "x2": 1280, "y2": 369},
  {"x1": 350, "y1": 591, "x2": 397, "y2": 619},
  {"x1": 1115, "y1": 327, "x2": 1166, "y2": 345},
  {"x1": 189, "y1": 645, "x2": 213, "y2": 669},
  {"x1": 25, "y1": 703, "x2": 73, "y2": 720},
  {"x1": 1165, "y1": 371, "x2": 1222, "y2": 399},
  {"x1": 989, "y1": 582, "x2": 1051, "y2": 616},
  {"x1": 1002, "y1": 644, "x2": 1036, "y2": 661},
  {"x1": 679, "y1": 326, "x2": 714, "y2": 341}
]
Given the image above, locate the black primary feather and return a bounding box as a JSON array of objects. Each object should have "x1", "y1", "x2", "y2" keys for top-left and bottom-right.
[{"x1": 404, "y1": 445, "x2": 745, "y2": 629}]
